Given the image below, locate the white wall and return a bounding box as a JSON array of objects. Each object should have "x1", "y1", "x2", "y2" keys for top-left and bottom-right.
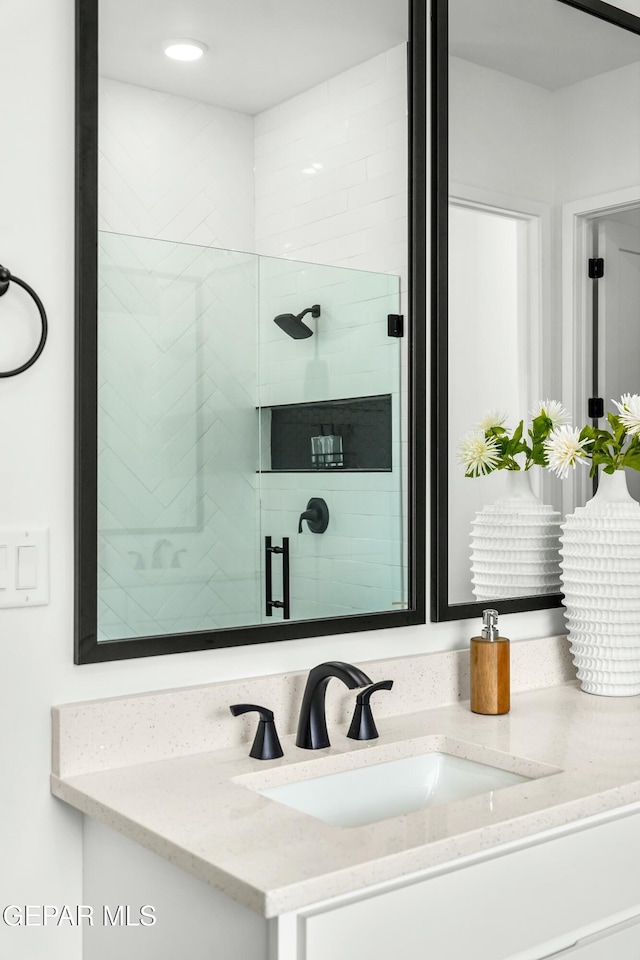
[
  {"x1": 447, "y1": 58, "x2": 560, "y2": 600},
  {"x1": 448, "y1": 206, "x2": 521, "y2": 603},
  {"x1": 554, "y1": 60, "x2": 640, "y2": 203},
  {"x1": 0, "y1": 3, "x2": 567, "y2": 959},
  {"x1": 449, "y1": 56, "x2": 554, "y2": 204}
]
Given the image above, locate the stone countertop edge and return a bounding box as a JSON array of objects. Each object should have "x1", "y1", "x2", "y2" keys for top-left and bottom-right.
[
  {"x1": 52, "y1": 634, "x2": 575, "y2": 779},
  {"x1": 50, "y1": 676, "x2": 640, "y2": 919},
  {"x1": 50, "y1": 763, "x2": 640, "y2": 919}
]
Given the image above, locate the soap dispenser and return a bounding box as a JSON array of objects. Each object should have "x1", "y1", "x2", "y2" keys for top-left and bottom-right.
[{"x1": 470, "y1": 609, "x2": 510, "y2": 715}]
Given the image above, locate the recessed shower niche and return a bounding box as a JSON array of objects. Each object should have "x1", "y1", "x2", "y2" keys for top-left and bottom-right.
[{"x1": 262, "y1": 396, "x2": 393, "y2": 472}]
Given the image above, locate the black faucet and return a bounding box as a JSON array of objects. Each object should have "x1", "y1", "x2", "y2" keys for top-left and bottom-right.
[{"x1": 296, "y1": 661, "x2": 373, "y2": 750}]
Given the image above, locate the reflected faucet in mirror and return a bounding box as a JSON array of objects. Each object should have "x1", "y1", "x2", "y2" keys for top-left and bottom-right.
[{"x1": 151, "y1": 539, "x2": 173, "y2": 569}]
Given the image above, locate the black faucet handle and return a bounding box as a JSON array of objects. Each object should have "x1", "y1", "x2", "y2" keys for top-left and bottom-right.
[
  {"x1": 356, "y1": 679, "x2": 393, "y2": 704},
  {"x1": 230, "y1": 704, "x2": 284, "y2": 760},
  {"x1": 347, "y1": 679, "x2": 394, "y2": 741}
]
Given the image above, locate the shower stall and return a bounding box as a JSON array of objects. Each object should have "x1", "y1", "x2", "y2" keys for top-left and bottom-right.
[{"x1": 97, "y1": 231, "x2": 406, "y2": 641}]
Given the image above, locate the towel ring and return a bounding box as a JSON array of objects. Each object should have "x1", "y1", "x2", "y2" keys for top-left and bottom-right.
[{"x1": 0, "y1": 265, "x2": 48, "y2": 378}]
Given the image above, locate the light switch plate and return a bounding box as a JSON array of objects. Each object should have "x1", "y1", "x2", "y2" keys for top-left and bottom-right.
[{"x1": 0, "y1": 529, "x2": 49, "y2": 607}]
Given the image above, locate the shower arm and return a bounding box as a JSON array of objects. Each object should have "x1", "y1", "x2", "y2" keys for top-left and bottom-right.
[{"x1": 297, "y1": 305, "x2": 320, "y2": 321}]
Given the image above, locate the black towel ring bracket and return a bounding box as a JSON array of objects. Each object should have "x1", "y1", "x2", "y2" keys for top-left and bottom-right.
[{"x1": 0, "y1": 265, "x2": 48, "y2": 377}]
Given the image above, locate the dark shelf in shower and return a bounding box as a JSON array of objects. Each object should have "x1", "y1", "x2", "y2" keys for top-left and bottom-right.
[
  {"x1": 257, "y1": 468, "x2": 392, "y2": 474},
  {"x1": 262, "y1": 395, "x2": 393, "y2": 472}
]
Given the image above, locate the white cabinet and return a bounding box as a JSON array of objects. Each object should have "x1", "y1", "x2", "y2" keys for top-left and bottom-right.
[
  {"x1": 298, "y1": 812, "x2": 640, "y2": 960},
  {"x1": 83, "y1": 810, "x2": 640, "y2": 960}
]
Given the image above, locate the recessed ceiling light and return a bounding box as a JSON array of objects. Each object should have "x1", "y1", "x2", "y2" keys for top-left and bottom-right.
[{"x1": 164, "y1": 39, "x2": 208, "y2": 62}]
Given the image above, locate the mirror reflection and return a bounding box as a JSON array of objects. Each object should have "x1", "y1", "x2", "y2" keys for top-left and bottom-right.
[
  {"x1": 446, "y1": 0, "x2": 640, "y2": 608},
  {"x1": 95, "y1": 1, "x2": 410, "y2": 641}
]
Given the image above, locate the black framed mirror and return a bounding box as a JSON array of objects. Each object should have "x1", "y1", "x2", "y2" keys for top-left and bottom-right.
[
  {"x1": 75, "y1": 0, "x2": 426, "y2": 663},
  {"x1": 431, "y1": 0, "x2": 640, "y2": 621}
]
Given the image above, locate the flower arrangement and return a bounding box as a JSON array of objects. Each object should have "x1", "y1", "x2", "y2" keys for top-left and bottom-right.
[
  {"x1": 457, "y1": 400, "x2": 570, "y2": 477},
  {"x1": 544, "y1": 395, "x2": 640, "y2": 479},
  {"x1": 458, "y1": 395, "x2": 640, "y2": 481}
]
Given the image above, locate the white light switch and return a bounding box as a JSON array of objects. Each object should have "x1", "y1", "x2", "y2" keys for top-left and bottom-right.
[
  {"x1": 0, "y1": 529, "x2": 48, "y2": 607},
  {"x1": 16, "y1": 545, "x2": 37, "y2": 590}
]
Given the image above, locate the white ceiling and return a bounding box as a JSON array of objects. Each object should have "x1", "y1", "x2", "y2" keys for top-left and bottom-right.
[
  {"x1": 99, "y1": 0, "x2": 640, "y2": 115},
  {"x1": 99, "y1": 0, "x2": 408, "y2": 115},
  {"x1": 450, "y1": 0, "x2": 640, "y2": 91}
]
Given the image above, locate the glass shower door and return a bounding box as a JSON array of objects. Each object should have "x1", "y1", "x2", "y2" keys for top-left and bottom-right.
[
  {"x1": 256, "y1": 255, "x2": 406, "y2": 623},
  {"x1": 96, "y1": 234, "x2": 406, "y2": 643}
]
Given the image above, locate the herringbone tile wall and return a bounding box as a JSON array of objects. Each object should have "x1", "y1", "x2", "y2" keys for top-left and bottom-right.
[
  {"x1": 97, "y1": 233, "x2": 260, "y2": 640},
  {"x1": 99, "y1": 77, "x2": 255, "y2": 250}
]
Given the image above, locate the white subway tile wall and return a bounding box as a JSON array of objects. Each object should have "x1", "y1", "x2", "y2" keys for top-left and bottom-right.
[
  {"x1": 254, "y1": 44, "x2": 408, "y2": 293},
  {"x1": 258, "y1": 255, "x2": 405, "y2": 618}
]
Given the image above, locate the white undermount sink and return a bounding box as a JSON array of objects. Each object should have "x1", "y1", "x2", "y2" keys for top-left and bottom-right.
[{"x1": 258, "y1": 751, "x2": 531, "y2": 828}]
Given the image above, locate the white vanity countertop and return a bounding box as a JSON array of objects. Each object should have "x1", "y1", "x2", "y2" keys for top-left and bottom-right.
[{"x1": 51, "y1": 679, "x2": 640, "y2": 917}]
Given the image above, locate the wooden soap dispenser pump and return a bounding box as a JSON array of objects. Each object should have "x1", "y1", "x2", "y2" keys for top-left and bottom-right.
[{"x1": 470, "y1": 609, "x2": 510, "y2": 715}]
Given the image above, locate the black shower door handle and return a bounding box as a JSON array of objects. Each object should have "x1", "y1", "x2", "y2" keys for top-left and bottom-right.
[{"x1": 265, "y1": 536, "x2": 290, "y2": 619}]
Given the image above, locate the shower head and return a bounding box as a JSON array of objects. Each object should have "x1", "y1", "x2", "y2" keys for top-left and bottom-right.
[{"x1": 273, "y1": 304, "x2": 320, "y2": 339}]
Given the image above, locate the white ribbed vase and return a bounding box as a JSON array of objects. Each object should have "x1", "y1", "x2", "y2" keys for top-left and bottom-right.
[
  {"x1": 560, "y1": 469, "x2": 640, "y2": 697},
  {"x1": 470, "y1": 471, "x2": 562, "y2": 602}
]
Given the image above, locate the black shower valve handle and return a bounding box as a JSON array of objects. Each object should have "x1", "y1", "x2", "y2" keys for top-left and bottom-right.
[
  {"x1": 347, "y1": 679, "x2": 394, "y2": 741},
  {"x1": 298, "y1": 508, "x2": 317, "y2": 533},
  {"x1": 298, "y1": 497, "x2": 329, "y2": 534},
  {"x1": 229, "y1": 703, "x2": 284, "y2": 760}
]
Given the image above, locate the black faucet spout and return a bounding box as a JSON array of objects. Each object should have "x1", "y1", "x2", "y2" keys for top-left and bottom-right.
[{"x1": 296, "y1": 660, "x2": 373, "y2": 750}]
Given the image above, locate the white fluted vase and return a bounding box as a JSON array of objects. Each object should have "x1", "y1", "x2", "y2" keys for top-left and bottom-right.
[
  {"x1": 470, "y1": 471, "x2": 562, "y2": 602},
  {"x1": 560, "y1": 469, "x2": 640, "y2": 697}
]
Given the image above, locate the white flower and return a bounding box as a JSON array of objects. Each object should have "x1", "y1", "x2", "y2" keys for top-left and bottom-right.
[
  {"x1": 543, "y1": 426, "x2": 590, "y2": 479},
  {"x1": 530, "y1": 399, "x2": 571, "y2": 429},
  {"x1": 612, "y1": 394, "x2": 640, "y2": 437},
  {"x1": 476, "y1": 409, "x2": 508, "y2": 432},
  {"x1": 457, "y1": 429, "x2": 501, "y2": 477}
]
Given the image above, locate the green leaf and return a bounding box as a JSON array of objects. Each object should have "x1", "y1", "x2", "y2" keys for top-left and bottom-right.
[{"x1": 622, "y1": 450, "x2": 640, "y2": 472}]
